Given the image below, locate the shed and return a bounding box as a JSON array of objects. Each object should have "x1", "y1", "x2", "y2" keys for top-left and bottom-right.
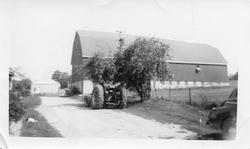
[{"x1": 31, "y1": 79, "x2": 60, "y2": 96}]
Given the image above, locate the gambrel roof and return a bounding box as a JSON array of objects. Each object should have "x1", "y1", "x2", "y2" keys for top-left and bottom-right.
[{"x1": 72, "y1": 30, "x2": 227, "y2": 65}]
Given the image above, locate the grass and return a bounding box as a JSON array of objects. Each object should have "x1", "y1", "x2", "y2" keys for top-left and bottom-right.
[
  {"x1": 20, "y1": 96, "x2": 62, "y2": 137},
  {"x1": 151, "y1": 87, "x2": 234, "y2": 108},
  {"x1": 124, "y1": 86, "x2": 236, "y2": 138},
  {"x1": 124, "y1": 97, "x2": 218, "y2": 137}
]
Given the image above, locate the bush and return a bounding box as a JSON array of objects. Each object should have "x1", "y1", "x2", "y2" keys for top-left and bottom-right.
[
  {"x1": 21, "y1": 89, "x2": 31, "y2": 97},
  {"x1": 64, "y1": 88, "x2": 72, "y2": 96},
  {"x1": 64, "y1": 86, "x2": 81, "y2": 96},
  {"x1": 9, "y1": 91, "x2": 25, "y2": 123},
  {"x1": 69, "y1": 86, "x2": 81, "y2": 95}
]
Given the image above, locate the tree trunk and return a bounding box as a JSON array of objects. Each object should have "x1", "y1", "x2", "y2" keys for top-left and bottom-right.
[{"x1": 138, "y1": 79, "x2": 151, "y2": 102}]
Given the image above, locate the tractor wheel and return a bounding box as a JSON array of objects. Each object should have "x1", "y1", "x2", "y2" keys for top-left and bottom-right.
[
  {"x1": 119, "y1": 90, "x2": 127, "y2": 109},
  {"x1": 91, "y1": 84, "x2": 104, "y2": 109},
  {"x1": 221, "y1": 117, "x2": 236, "y2": 140}
]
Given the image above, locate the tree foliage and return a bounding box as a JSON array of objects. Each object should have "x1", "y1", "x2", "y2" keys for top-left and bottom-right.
[
  {"x1": 85, "y1": 37, "x2": 172, "y2": 102},
  {"x1": 51, "y1": 70, "x2": 71, "y2": 88},
  {"x1": 9, "y1": 67, "x2": 32, "y2": 96},
  {"x1": 9, "y1": 91, "x2": 25, "y2": 122},
  {"x1": 13, "y1": 79, "x2": 32, "y2": 96},
  {"x1": 9, "y1": 67, "x2": 25, "y2": 123},
  {"x1": 113, "y1": 37, "x2": 172, "y2": 101},
  {"x1": 85, "y1": 54, "x2": 116, "y2": 86}
]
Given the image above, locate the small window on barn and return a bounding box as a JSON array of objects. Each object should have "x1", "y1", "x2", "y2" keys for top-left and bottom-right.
[
  {"x1": 34, "y1": 88, "x2": 36, "y2": 91},
  {"x1": 195, "y1": 65, "x2": 201, "y2": 73}
]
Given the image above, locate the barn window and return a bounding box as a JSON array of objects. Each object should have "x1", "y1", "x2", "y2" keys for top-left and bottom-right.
[{"x1": 195, "y1": 65, "x2": 201, "y2": 73}]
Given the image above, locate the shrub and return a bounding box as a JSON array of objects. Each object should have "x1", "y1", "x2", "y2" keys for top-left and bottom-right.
[
  {"x1": 64, "y1": 88, "x2": 72, "y2": 96},
  {"x1": 21, "y1": 89, "x2": 31, "y2": 97},
  {"x1": 9, "y1": 91, "x2": 25, "y2": 123},
  {"x1": 69, "y1": 86, "x2": 81, "y2": 95},
  {"x1": 64, "y1": 86, "x2": 81, "y2": 96}
]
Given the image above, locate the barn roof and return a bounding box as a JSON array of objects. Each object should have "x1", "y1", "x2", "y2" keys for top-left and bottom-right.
[{"x1": 75, "y1": 30, "x2": 227, "y2": 65}]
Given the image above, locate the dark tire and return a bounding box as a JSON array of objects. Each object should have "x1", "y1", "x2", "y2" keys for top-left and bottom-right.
[
  {"x1": 118, "y1": 90, "x2": 127, "y2": 109},
  {"x1": 91, "y1": 84, "x2": 104, "y2": 109},
  {"x1": 221, "y1": 117, "x2": 236, "y2": 140}
]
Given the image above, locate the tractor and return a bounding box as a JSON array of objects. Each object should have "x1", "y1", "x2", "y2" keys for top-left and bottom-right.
[{"x1": 86, "y1": 83, "x2": 127, "y2": 109}]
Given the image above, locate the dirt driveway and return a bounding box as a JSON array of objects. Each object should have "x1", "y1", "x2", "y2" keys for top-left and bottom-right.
[{"x1": 36, "y1": 97, "x2": 196, "y2": 139}]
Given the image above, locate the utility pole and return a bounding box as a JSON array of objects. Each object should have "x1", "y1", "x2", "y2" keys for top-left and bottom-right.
[{"x1": 116, "y1": 30, "x2": 126, "y2": 50}]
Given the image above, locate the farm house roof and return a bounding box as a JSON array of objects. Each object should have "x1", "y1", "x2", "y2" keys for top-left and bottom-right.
[{"x1": 74, "y1": 30, "x2": 227, "y2": 65}]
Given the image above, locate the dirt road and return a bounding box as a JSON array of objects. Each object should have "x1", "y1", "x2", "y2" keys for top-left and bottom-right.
[{"x1": 36, "y1": 97, "x2": 196, "y2": 139}]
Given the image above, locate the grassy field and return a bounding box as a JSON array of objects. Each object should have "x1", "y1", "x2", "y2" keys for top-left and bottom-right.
[
  {"x1": 20, "y1": 96, "x2": 62, "y2": 137},
  {"x1": 124, "y1": 86, "x2": 236, "y2": 139},
  {"x1": 151, "y1": 87, "x2": 234, "y2": 108},
  {"x1": 124, "y1": 98, "x2": 217, "y2": 138}
]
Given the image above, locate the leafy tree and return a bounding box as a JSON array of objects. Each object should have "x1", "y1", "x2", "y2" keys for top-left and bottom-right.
[
  {"x1": 85, "y1": 37, "x2": 172, "y2": 102},
  {"x1": 9, "y1": 67, "x2": 32, "y2": 96},
  {"x1": 13, "y1": 79, "x2": 32, "y2": 96},
  {"x1": 9, "y1": 67, "x2": 25, "y2": 123},
  {"x1": 85, "y1": 54, "x2": 116, "y2": 86},
  {"x1": 9, "y1": 91, "x2": 25, "y2": 122},
  {"x1": 51, "y1": 70, "x2": 70, "y2": 88},
  {"x1": 114, "y1": 37, "x2": 172, "y2": 101}
]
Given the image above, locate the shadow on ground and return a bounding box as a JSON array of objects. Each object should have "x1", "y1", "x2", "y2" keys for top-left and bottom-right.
[{"x1": 198, "y1": 133, "x2": 223, "y2": 140}]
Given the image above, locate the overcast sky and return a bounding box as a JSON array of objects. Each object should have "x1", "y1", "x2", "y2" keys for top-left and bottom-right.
[{"x1": 6, "y1": 0, "x2": 250, "y2": 82}]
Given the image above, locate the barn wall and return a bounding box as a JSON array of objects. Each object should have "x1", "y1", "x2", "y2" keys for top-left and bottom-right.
[
  {"x1": 169, "y1": 63, "x2": 229, "y2": 82},
  {"x1": 72, "y1": 81, "x2": 83, "y2": 93},
  {"x1": 72, "y1": 57, "x2": 90, "y2": 83},
  {"x1": 151, "y1": 81, "x2": 230, "y2": 89}
]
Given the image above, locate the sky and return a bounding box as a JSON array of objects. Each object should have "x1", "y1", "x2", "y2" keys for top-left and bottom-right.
[{"x1": 5, "y1": 0, "x2": 250, "y2": 82}]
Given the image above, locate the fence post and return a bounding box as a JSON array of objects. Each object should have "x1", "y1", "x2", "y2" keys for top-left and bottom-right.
[
  {"x1": 188, "y1": 88, "x2": 192, "y2": 105},
  {"x1": 169, "y1": 87, "x2": 171, "y2": 101}
]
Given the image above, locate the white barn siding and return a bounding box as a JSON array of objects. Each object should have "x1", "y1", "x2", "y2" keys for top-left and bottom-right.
[
  {"x1": 150, "y1": 80, "x2": 229, "y2": 89},
  {"x1": 72, "y1": 80, "x2": 93, "y2": 95},
  {"x1": 83, "y1": 80, "x2": 93, "y2": 95}
]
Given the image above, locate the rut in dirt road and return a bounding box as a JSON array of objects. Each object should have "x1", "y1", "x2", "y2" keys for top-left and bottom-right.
[{"x1": 36, "y1": 97, "x2": 196, "y2": 139}]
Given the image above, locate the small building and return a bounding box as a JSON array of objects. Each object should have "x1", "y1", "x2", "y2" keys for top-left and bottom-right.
[
  {"x1": 71, "y1": 30, "x2": 229, "y2": 94},
  {"x1": 31, "y1": 79, "x2": 60, "y2": 96}
]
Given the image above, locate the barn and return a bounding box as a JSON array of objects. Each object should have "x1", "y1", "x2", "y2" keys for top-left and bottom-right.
[{"x1": 71, "y1": 30, "x2": 229, "y2": 94}]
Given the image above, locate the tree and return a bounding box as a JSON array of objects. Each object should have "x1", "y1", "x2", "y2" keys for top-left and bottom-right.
[
  {"x1": 85, "y1": 54, "x2": 116, "y2": 86},
  {"x1": 9, "y1": 67, "x2": 32, "y2": 96},
  {"x1": 9, "y1": 67, "x2": 25, "y2": 123},
  {"x1": 114, "y1": 37, "x2": 172, "y2": 101},
  {"x1": 12, "y1": 79, "x2": 32, "y2": 96},
  {"x1": 51, "y1": 70, "x2": 70, "y2": 88}
]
